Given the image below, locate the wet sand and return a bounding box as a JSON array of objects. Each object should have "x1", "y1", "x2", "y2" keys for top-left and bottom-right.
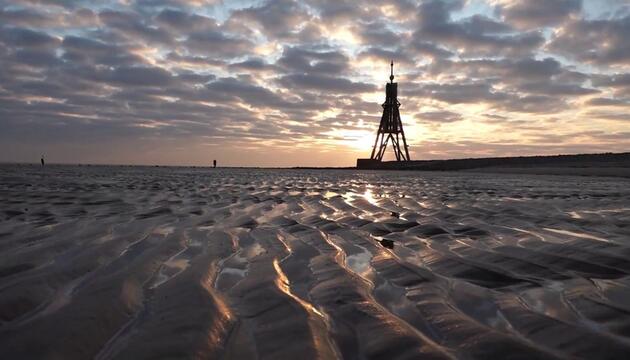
[
  {"x1": 465, "y1": 166, "x2": 630, "y2": 178},
  {"x1": 1, "y1": 165, "x2": 630, "y2": 359}
]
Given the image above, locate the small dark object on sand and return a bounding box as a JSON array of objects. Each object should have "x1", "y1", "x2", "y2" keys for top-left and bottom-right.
[{"x1": 379, "y1": 239, "x2": 394, "y2": 249}]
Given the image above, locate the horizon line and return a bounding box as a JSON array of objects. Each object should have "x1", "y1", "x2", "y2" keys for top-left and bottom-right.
[{"x1": 3, "y1": 151, "x2": 628, "y2": 169}]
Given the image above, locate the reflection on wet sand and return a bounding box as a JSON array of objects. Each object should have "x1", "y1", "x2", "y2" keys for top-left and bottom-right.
[{"x1": 1, "y1": 165, "x2": 630, "y2": 359}]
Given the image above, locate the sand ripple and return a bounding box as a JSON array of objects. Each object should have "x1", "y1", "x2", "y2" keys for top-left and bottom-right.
[{"x1": 1, "y1": 165, "x2": 630, "y2": 359}]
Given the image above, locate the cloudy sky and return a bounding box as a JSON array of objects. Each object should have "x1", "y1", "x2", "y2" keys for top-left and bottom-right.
[{"x1": 1, "y1": 0, "x2": 629, "y2": 166}]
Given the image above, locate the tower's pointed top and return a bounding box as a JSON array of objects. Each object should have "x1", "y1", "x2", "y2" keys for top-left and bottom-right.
[{"x1": 390, "y1": 60, "x2": 394, "y2": 83}]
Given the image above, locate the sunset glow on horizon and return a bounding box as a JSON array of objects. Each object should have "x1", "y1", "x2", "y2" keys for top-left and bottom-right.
[{"x1": 1, "y1": 0, "x2": 629, "y2": 167}]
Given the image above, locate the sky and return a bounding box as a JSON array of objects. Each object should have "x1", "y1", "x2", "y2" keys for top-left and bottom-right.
[{"x1": 0, "y1": 0, "x2": 629, "y2": 167}]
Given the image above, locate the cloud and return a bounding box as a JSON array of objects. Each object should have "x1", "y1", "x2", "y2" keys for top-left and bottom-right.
[
  {"x1": 517, "y1": 81, "x2": 597, "y2": 96},
  {"x1": 547, "y1": 15, "x2": 630, "y2": 66},
  {"x1": 7, "y1": 0, "x2": 88, "y2": 9},
  {"x1": 592, "y1": 73, "x2": 630, "y2": 97},
  {"x1": 0, "y1": 0, "x2": 628, "y2": 165},
  {"x1": 99, "y1": 9, "x2": 174, "y2": 45},
  {"x1": 204, "y1": 77, "x2": 289, "y2": 107},
  {"x1": 229, "y1": 0, "x2": 311, "y2": 39},
  {"x1": 228, "y1": 58, "x2": 274, "y2": 71},
  {"x1": 353, "y1": 21, "x2": 404, "y2": 47},
  {"x1": 0, "y1": 27, "x2": 60, "y2": 48},
  {"x1": 10, "y1": 48, "x2": 59, "y2": 67},
  {"x1": 414, "y1": 0, "x2": 545, "y2": 58},
  {"x1": 585, "y1": 110, "x2": 630, "y2": 121},
  {"x1": 409, "y1": 41, "x2": 454, "y2": 59},
  {"x1": 415, "y1": 110, "x2": 463, "y2": 123},
  {"x1": 61, "y1": 35, "x2": 144, "y2": 66},
  {"x1": 416, "y1": 82, "x2": 507, "y2": 104},
  {"x1": 585, "y1": 97, "x2": 630, "y2": 107},
  {"x1": 185, "y1": 31, "x2": 254, "y2": 59},
  {"x1": 0, "y1": 8, "x2": 57, "y2": 27},
  {"x1": 279, "y1": 74, "x2": 376, "y2": 93},
  {"x1": 358, "y1": 47, "x2": 415, "y2": 66},
  {"x1": 592, "y1": 73, "x2": 630, "y2": 88},
  {"x1": 107, "y1": 66, "x2": 175, "y2": 87},
  {"x1": 494, "y1": 0, "x2": 582, "y2": 29},
  {"x1": 155, "y1": 8, "x2": 217, "y2": 32},
  {"x1": 278, "y1": 46, "x2": 350, "y2": 74}
]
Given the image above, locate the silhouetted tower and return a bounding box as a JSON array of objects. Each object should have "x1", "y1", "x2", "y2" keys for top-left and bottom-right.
[{"x1": 370, "y1": 61, "x2": 411, "y2": 161}]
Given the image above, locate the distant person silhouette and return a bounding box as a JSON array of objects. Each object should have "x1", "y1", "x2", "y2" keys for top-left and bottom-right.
[
  {"x1": 41, "y1": 155, "x2": 45, "y2": 166},
  {"x1": 213, "y1": 160, "x2": 217, "y2": 168}
]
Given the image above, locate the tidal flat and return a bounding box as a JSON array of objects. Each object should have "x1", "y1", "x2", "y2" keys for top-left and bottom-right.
[{"x1": 1, "y1": 165, "x2": 630, "y2": 359}]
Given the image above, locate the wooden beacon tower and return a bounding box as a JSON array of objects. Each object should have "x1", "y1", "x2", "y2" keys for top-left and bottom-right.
[{"x1": 357, "y1": 61, "x2": 411, "y2": 168}]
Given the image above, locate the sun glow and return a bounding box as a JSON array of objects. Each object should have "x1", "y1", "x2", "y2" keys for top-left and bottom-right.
[{"x1": 337, "y1": 129, "x2": 375, "y2": 150}]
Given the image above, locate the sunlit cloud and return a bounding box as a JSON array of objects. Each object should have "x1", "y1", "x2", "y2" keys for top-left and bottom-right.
[{"x1": 0, "y1": 0, "x2": 628, "y2": 166}]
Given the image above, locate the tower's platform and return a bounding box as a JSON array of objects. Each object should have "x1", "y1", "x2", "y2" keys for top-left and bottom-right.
[
  {"x1": 356, "y1": 159, "x2": 427, "y2": 170},
  {"x1": 356, "y1": 158, "x2": 382, "y2": 169}
]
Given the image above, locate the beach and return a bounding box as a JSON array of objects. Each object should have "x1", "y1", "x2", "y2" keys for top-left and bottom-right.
[{"x1": 1, "y1": 164, "x2": 630, "y2": 359}]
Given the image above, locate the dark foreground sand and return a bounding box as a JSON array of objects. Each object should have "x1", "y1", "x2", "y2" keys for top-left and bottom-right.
[{"x1": 1, "y1": 165, "x2": 630, "y2": 359}]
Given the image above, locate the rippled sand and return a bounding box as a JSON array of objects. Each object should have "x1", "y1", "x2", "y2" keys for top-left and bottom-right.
[{"x1": 1, "y1": 165, "x2": 630, "y2": 359}]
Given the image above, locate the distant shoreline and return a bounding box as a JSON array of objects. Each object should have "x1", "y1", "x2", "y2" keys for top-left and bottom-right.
[
  {"x1": 2, "y1": 152, "x2": 629, "y2": 178},
  {"x1": 353, "y1": 152, "x2": 630, "y2": 178}
]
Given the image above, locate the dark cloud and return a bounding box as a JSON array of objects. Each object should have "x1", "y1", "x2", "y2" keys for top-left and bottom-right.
[
  {"x1": 409, "y1": 41, "x2": 454, "y2": 59},
  {"x1": 462, "y1": 14, "x2": 513, "y2": 34},
  {"x1": 107, "y1": 66, "x2": 174, "y2": 87},
  {"x1": 62, "y1": 35, "x2": 113, "y2": 54},
  {"x1": 155, "y1": 9, "x2": 217, "y2": 32},
  {"x1": 517, "y1": 81, "x2": 597, "y2": 96},
  {"x1": 204, "y1": 77, "x2": 290, "y2": 108},
  {"x1": 414, "y1": 0, "x2": 544, "y2": 58},
  {"x1": 421, "y1": 56, "x2": 594, "y2": 111},
  {"x1": 279, "y1": 74, "x2": 376, "y2": 93},
  {"x1": 229, "y1": 0, "x2": 311, "y2": 39},
  {"x1": 548, "y1": 15, "x2": 630, "y2": 66},
  {"x1": 585, "y1": 111, "x2": 630, "y2": 121},
  {"x1": 496, "y1": 0, "x2": 582, "y2": 29},
  {"x1": 165, "y1": 52, "x2": 224, "y2": 67},
  {"x1": 278, "y1": 46, "x2": 350, "y2": 75},
  {"x1": 354, "y1": 21, "x2": 403, "y2": 47},
  {"x1": 0, "y1": 8, "x2": 58, "y2": 27},
  {"x1": 228, "y1": 58, "x2": 275, "y2": 71},
  {"x1": 185, "y1": 31, "x2": 254, "y2": 59},
  {"x1": 11, "y1": 48, "x2": 61, "y2": 67},
  {"x1": 592, "y1": 73, "x2": 630, "y2": 97},
  {"x1": 134, "y1": 0, "x2": 219, "y2": 7},
  {"x1": 6, "y1": 0, "x2": 87, "y2": 8},
  {"x1": 592, "y1": 73, "x2": 630, "y2": 88},
  {"x1": 426, "y1": 57, "x2": 564, "y2": 81},
  {"x1": 176, "y1": 71, "x2": 215, "y2": 84},
  {"x1": 415, "y1": 110, "x2": 463, "y2": 123},
  {"x1": 99, "y1": 9, "x2": 174, "y2": 45},
  {"x1": 499, "y1": 94, "x2": 567, "y2": 113},
  {"x1": 358, "y1": 47, "x2": 415, "y2": 67},
  {"x1": 0, "y1": 27, "x2": 60, "y2": 48},
  {"x1": 306, "y1": 0, "x2": 363, "y2": 20},
  {"x1": 61, "y1": 35, "x2": 145, "y2": 66},
  {"x1": 418, "y1": 0, "x2": 464, "y2": 26},
  {"x1": 412, "y1": 82, "x2": 507, "y2": 104},
  {"x1": 585, "y1": 97, "x2": 630, "y2": 107},
  {"x1": 409, "y1": 78, "x2": 571, "y2": 113}
]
